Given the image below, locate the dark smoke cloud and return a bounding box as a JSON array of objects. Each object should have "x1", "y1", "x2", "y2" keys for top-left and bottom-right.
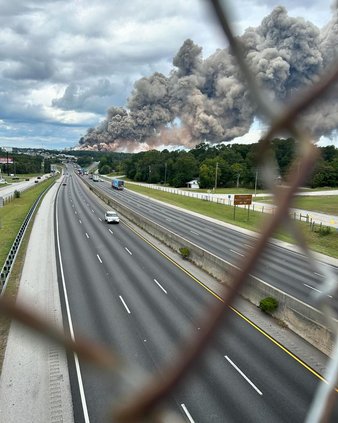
[{"x1": 78, "y1": 6, "x2": 338, "y2": 151}]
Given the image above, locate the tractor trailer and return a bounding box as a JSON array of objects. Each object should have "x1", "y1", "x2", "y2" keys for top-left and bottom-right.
[{"x1": 112, "y1": 179, "x2": 124, "y2": 190}]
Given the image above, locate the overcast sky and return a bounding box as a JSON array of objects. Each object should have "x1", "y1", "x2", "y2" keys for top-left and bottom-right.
[{"x1": 0, "y1": 0, "x2": 336, "y2": 150}]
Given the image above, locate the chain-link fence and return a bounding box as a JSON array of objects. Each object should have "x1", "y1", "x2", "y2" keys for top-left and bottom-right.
[{"x1": 1, "y1": 1, "x2": 338, "y2": 422}]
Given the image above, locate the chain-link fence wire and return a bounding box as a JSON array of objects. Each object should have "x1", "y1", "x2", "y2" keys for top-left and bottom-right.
[{"x1": 1, "y1": 1, "x2": 338, "y2": 422}]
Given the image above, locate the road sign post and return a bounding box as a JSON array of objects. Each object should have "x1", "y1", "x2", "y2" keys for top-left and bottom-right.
[{"x1": 233, "y1": 194, "x2": 253, "y2": 221}]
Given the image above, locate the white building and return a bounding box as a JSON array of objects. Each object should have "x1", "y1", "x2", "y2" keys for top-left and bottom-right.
[{"x1": 186, "y1": 179, "x2": 200, "y2": 189}]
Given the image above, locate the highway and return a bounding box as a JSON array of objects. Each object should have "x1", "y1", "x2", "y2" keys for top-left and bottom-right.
[
  {"x1": 86, "y1": 177, "x2": 338, "y2": 309},
  {"x1": 55, "y1": 169, "x2": 338, "y2": 422}
]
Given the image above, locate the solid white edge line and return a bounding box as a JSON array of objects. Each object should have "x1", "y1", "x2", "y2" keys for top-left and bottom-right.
[
  {"x1": 225, "y1": 355, "x2": 263, "y2": 396},
  {"x1": 125, "y1": 247, "x2": 132, "y2": 255},
  {"x1": 154, "y1": 279, "x2": 167, "y2": 294},
  {"x1": 97, "y1": 254, "x2": 102, "y2": 263},
  {"x1": 181, "y1": 404, "x2": 195, "y2": 423},
  {"x1": 119, "y1": 295, "x2": 131, "y2": 314},
  {"x1": 56, "y1": 192, "x2": 91, "y2": 423}
]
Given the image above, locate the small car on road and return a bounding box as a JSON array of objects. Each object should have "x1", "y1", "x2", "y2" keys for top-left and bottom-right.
[{"x1": 104, "y1": 210, "x2": 120, "y2": 224}]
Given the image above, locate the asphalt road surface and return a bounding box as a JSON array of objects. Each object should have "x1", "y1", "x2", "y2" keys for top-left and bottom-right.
[
  {"x1": 86, "y1": 176, "x2": 338, "y2": 311},
  {"x1": 55, "y1": 169, "x2": 338, "y2": 422}
]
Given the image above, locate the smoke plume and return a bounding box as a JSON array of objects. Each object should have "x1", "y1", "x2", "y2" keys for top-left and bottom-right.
[{"x1": 78, "y1": 6, "x2": 338, "y2": 151}]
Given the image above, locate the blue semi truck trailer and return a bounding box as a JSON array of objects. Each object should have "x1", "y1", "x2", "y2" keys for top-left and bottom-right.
[{"x1": 112, "y1": 179, "x2": 124, "y2": 190}]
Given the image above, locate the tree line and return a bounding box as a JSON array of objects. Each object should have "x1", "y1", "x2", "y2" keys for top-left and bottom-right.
[
  {"x1": 0, "y1": 152, "x2": 51, "y2": 174},
  {"x1": 93, "y1": 139, "x2": 337, "y2": 189}
]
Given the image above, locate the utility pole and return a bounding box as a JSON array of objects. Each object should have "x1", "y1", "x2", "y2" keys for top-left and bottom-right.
[
  {"x1": 164, "y1": 162, "x2": 167, "y2": 185},
  {"x1": 236, "y1": 173, "x2": 240, "y2": 188},
  {"x1": 214, "y1": 162, "x2": 218, "y2": 192},
  {"x1": 254, "y1": 169, "x2": 258, "y2": 197}
]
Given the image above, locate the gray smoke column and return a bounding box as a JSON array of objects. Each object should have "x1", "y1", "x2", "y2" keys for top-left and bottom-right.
[{"x1": 78, "y1": 6, "x2": 338, "y2": 151}]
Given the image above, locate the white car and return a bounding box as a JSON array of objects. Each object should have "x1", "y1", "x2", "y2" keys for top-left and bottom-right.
[{"x1": 104, "y1": 210, "x2": 120, "y2": 224}]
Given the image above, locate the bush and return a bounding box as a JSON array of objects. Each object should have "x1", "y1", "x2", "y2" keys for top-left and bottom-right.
[
  {"x1": 316, "y1": 225, "x2": 331, "y2": 236},
  {"x1": 259, "y1": 297, "x2": 278, "y2": 314},
  {"x1": 14, "y1": 190, "x2": 20, "y2": 198},
  {"x1": 179, "y1": 246, "x2": 190, "y2": 259}
]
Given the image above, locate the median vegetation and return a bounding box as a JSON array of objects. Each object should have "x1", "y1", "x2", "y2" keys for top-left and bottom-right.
[
  {"x1": 179, "y1": 246, "x2": 190, "y2": 259},
  {"x1": 259, "y1": 297, "x2": 279, "y2": 314},
  {"x1": 125, "y1": 183, "x2": 338, "y2": 258}
]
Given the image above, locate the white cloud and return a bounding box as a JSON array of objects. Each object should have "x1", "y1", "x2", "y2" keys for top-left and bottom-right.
[{"x1": 0, "y1": 0, "x2": 335, "y2": 149}]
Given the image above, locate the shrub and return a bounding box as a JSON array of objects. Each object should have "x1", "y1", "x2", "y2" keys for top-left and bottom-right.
[
  {"x1": 259, "y1": 297, "x2": 278, "y2": 314},
  {"x1": 14, "y1": 190, "x2": 21, "y2": 198},
  {"x1": 316, "y1": 225, "x2": 331, "y2": 236},
  {"x1": 179, "y1": 246, "x2": 190, "y2": 259}
]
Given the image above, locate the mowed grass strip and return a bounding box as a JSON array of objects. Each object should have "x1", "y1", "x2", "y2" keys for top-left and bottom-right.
[
  {"x1": 0, "y1": 177, "x2": 56, "y2": 269},
  {"x1": 291, "y1": 196, "x2": 338, "y2": 215},
  {"x1": 125, "y1": 183, "x2": 338, "y2": 258},
  {"x1": 258, "y1": 194, "x2": 338, "y2": 215},
  {"x1": 0, "y1": 213, "x2": 35, "y2": 372}
]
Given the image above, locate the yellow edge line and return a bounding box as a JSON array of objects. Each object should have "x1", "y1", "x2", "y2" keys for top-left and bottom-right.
[{"x1": 122, "y1": 220, "x2": 335, "y2": 390}]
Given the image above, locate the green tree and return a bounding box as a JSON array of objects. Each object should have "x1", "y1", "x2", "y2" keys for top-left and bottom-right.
[
  {"x1": 99, "y1": 164, "x2": 112, "y2": 174},
  {"x1": 199, "y1": 163, "x2": 214, "y2": 188},
  {"x1": 230, "y1": 163, "x2": 245, "y2": 187},
  {"x1": 170, "y1": 153, "x2": 198, "y2": 187},
  {"x1": 199, "y1": 158, "x2": 221, "y2": 189},
  {"x1": 44, "y1": 159, "x2": 51, "y2": 173},
  {"x1": 310, "y1": 161, "x2": 337, "y2": 187}
]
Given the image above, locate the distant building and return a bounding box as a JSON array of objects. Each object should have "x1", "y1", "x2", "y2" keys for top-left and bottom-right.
[{"x1": 187, "y1": 179, "x2": 200, "y2": 189}]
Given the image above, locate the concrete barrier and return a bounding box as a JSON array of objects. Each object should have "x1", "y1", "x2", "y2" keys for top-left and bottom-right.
[{"x1": 84, "y1": 179, "x2": 335, "y2": 355}]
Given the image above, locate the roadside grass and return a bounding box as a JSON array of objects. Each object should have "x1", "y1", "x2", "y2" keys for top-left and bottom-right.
[
  {"x1": 256, "y1": 195, "x2": 338, "y2": 215},
  {"x1": 126, "y1": 183, "x2": 338, "y2": 258},
  {"x1": 181, "y1": 187, "x2": 267, "y2": 194},
  {"x1": 0, "y1": 177, "x2": 56, "y2": 270},
  {"x1": 0, "y1": 216, "x2": 34, "y2": 373},
  {"x1": 0, "y1": 176, "x2": 55, "y2": 373},
  {"x1": 291, "y1": 196, "x2": 338, "y2": 215},
  {"x1": 1, "y1": 173, "x2": 43, "y2": 184}
]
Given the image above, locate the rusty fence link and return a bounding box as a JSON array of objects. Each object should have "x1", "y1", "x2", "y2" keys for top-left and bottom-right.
[{"x1": 0, "y1": 1, "x2": 338, "y2": 422}]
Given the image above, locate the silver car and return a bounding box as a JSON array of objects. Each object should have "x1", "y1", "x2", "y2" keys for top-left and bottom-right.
[{"x1": 104, "y1": 210, "x2": 120, "y2": 224}]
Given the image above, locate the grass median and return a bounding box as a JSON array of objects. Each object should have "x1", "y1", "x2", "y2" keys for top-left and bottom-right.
[{"x1": 125, "y1": 183, "x2": 338, "y2": 258}]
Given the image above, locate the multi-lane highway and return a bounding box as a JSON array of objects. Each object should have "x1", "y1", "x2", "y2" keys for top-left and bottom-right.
[
  {"x1": 85, "y1": 176, "x2": 338, "y2": 309},
  {"x1": 55, "y1": 168, "x2": 338, "y2": 422}
]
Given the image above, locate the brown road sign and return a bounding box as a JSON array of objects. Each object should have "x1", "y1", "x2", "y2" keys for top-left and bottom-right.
[{"x1": 234, "y1": 194, "x2": 252, "y2": 205}]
